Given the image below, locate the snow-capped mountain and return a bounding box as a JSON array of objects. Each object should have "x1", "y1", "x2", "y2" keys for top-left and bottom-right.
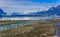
[{"x1": 30, "y1": 5, "x2": 60, "y2": 17}]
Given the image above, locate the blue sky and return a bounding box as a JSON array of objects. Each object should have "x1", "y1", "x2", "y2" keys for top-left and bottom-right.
[{"x1": 0, "y1": 0, "x2": 60, "y2": 15}]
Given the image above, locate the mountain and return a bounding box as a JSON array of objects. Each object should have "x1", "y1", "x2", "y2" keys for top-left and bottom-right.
[
  {"x1": 0, "y1": 9, "x2": 7, "y2": 17},
  {"x1": 9, "y1": 5, "x2": 60, "y2": 17},
  {"x1": 0, "y1": 5, "x2": 60, "y2": 17},
  {"x1": 10, "y1": 12, "x2": 41, "y2": 17},
  {"x1": 30, "y1": 5, "x2": 60, "y2": 17}
]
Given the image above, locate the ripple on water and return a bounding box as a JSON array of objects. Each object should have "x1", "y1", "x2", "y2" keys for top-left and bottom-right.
[{"x1": 0, "y1": 21, "x2": 35, "y2": 31}]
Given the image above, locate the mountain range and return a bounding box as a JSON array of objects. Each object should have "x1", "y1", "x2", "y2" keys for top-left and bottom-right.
[
  {"x1": 30, "y1": 5, "x2": 60, "y2": 17},
  {"x1": 0, "y1": 5, "x2": 60, "y2": 17}
]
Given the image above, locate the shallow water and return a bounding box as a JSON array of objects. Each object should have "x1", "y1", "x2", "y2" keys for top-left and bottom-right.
[{"x1": 0, "y1": 21, "x2": 34, "y2": 31}]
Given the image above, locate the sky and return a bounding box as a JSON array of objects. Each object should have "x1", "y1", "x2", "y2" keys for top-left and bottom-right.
[{"x1": 0, "y1": 0, "x2": 60, "y2": 15}]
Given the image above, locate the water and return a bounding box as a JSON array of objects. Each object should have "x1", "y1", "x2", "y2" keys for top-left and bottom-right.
[
  {"x1": 0, "y1": 19, "x2": 51, "y2": 31},
  {"x1": 55, "y1": 22, "x2": 60, "y2": 36},
  {"x1": 0, "y1": 21, "x2": 35, "y2": 31}
]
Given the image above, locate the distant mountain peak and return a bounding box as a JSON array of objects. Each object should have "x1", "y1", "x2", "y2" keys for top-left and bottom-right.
[{"x1": 0, "y1": 8, "x2": 6, "y2": 17}]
